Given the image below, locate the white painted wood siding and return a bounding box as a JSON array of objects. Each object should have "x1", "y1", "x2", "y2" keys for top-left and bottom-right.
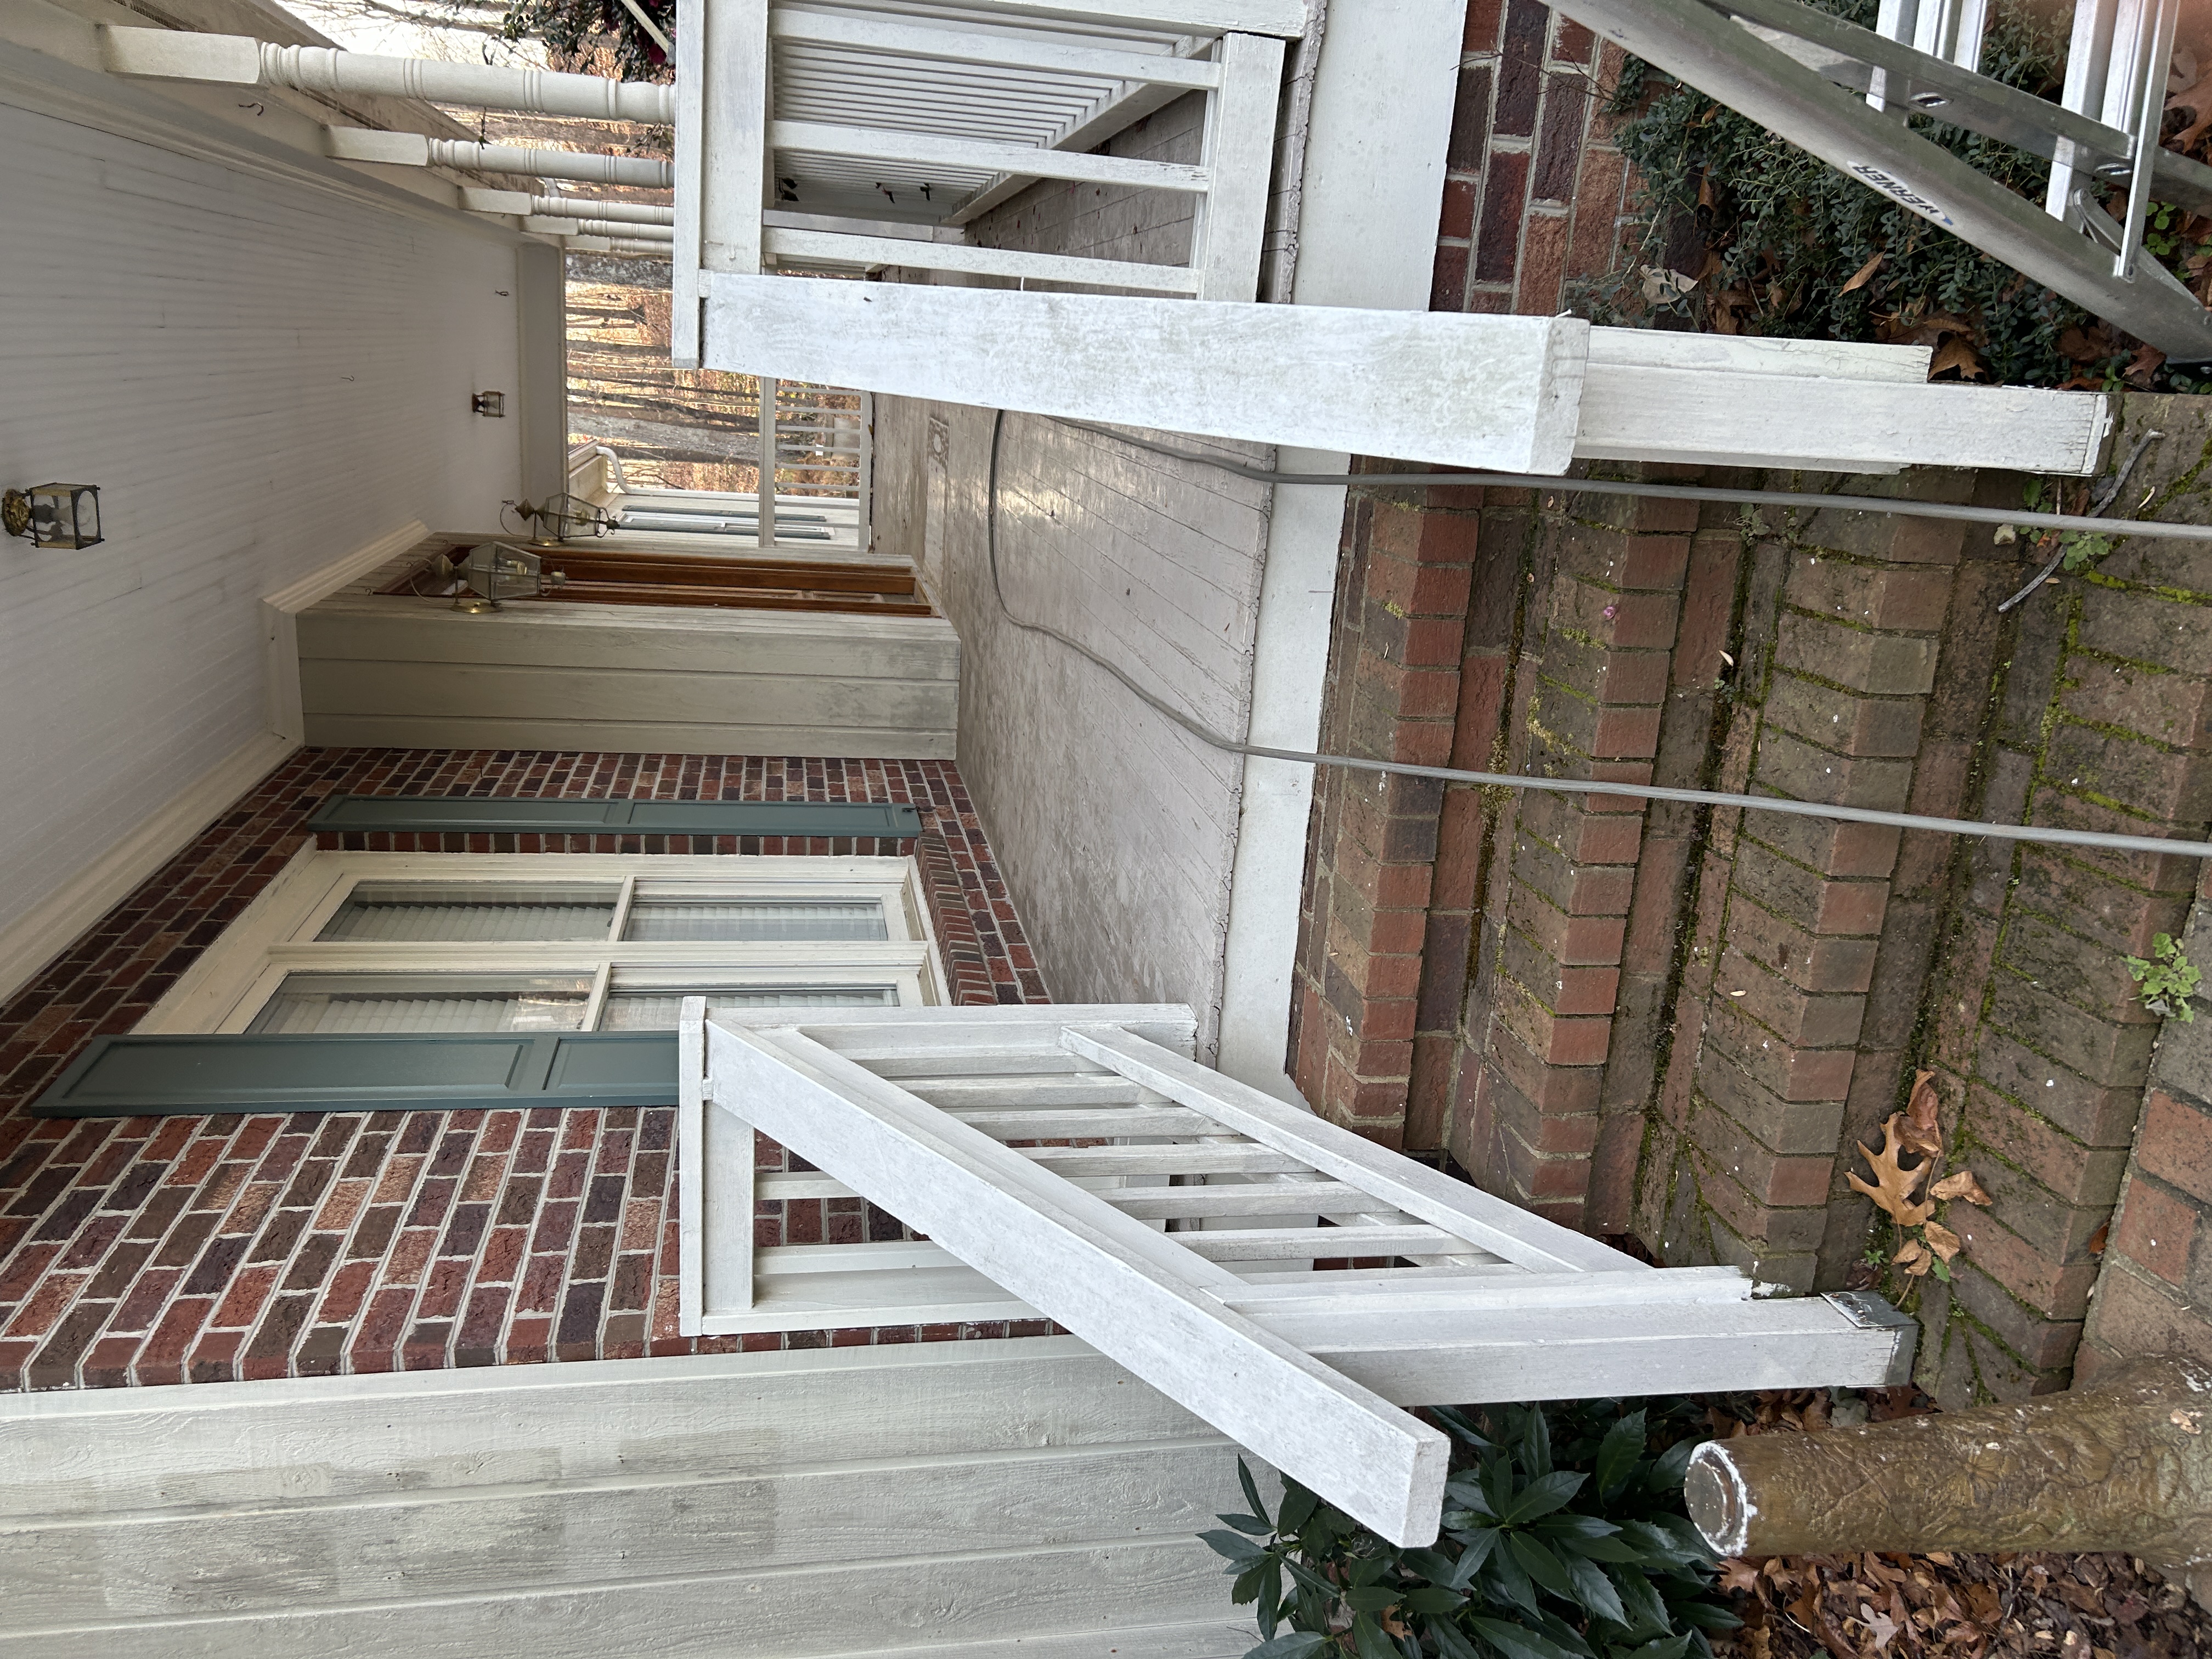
[
  {"x1": 298, "y1": 558, "x2": 962, "y2": 758},
  {"x1": 877, "y1": 400, "x2": 1270, "y2": 1054},
  {"x1": 0, "y1": 97, "x2": 526, "y2": 948},
  {"x1": 0, "y1": 1338, "x2": 1258, "y2": 1657}
]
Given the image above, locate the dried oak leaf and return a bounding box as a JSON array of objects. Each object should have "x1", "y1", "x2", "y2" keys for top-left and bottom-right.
[
  {"x1": 1722, "y1": 1559, "x2": 1766, "y2": 1594},
  {"x1": 1895, "y1": 1238, "x2": 1933, "y2": 1276},
  {"x1": 1850, "y1": 1113, "x2": 1936, "y2": 1226},
  {"x1": 1923, "y1": 1220, "x2": 1963, "y2": 1262},
  {"x1": 1903, "y1": 1070, "x2": 1944, "y2": 1158},
  {"x1": 1931, "y1": 1169, "x2": 1993, "y2": 1206},
  {"x1": 1929, "y1": 336, "x2": 1990, "y2": 382}
]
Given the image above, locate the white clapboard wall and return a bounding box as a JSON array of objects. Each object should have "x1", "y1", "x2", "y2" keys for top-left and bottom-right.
[
  {"x1": 0, "y1": 1338, "x2": 1257, "y2": 1658},
  {"x1": 686, "y1": 1005, "x2": 1917, "y2": 1548}
]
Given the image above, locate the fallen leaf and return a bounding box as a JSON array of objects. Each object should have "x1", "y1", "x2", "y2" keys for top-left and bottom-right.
[
  {"x1": 1850, "y1": 1114, "x2": 1936, "y2": 1226},
  {"x1": 1932, "y1": 1169, "x2": 1993, "y2": 1205},
  {"x1": 1863, "y1": 1602, "x2": 1901, "y2": 1652},
  {"x1": 1923, "y1": 1220, "x2": 1963, "y2": 1262},
  {"x1": 1841, "y1": 251, "x2": 1886, "y2": 294},
  {"x1": 1895, "y1": 1238, "x2": 1933, "y2": 1275},
  {"x1": 1722, "y1": 1559, "x2": 1765, "y2": 1594},
  {"x1": 2087, "y1": 1221, "x2": 2110, "y2": 1255},
  {"x1": 1929, "y1": 336, "x2": 1989, "y2": 382},
  {"x1": 1904, "y1": 1071, "x2": 1944, "y2": 1156}
]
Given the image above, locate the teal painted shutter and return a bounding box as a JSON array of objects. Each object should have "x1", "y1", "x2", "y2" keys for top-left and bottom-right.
[
  {"x1": 30, "y1": 1032, "x2": 679, "y2": 1118},
  {"x1": 307, "y1": 797, "x2": 923, "y2": 838}
]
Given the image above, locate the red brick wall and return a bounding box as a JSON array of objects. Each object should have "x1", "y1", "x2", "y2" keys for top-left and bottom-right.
[
  {"x1": 1434, "y1": 0, "x2": 1636, "y2": 317},
  {"x1": 0, "y1": 748, "x2": 1050, "y2": 1392}
]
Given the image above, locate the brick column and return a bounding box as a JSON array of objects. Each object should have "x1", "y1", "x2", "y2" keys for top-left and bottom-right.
[
  {"x1": 1450, "y1": 490, "x2": 1694, "y2": 1225},
  {"x1": 1917, "y1": 405, "x2": 2212, "y2": 1396},
  {"x1": 1646, "y1": 492, "x2": 1965, "y2": 1289},
  {"x1": 1289, "y1": 490, "x2": 1482, "y2": 1146}
]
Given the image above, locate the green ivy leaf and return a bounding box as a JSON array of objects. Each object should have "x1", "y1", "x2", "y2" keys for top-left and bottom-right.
[
  {"x1": 1485, "y1": 1539, "x2": 1542, "y2": 1616},
  {"x1": 1554, "y1": 1531, "x2": 1649, "y2": 1565},
  {"x1": 1670, "y1": 1600, "x2": 1743, "y2": 1633},
  {"x1": 1448, "y1": 1527, "x2": 1503, "y2": 1588},
  {"x1": 1560, "y1": 1549, "x2": 1629, "y2": 1626},
  {"x1": 1468, "y1": 1616, "x2": 1581, "y2": 1659},
  {"x1": 1245, "y1": 1634, "x2": 1328, "y2": 1659},
  {"x1": 1609, "y1": 1563, "x2": 1673, "y2": 1638},
  {"x1": 1353, "y1": 1612, "x2": 1402, "y2": 1659},
  {"x1": 1508, "y1": 1532, "x2": 1577, "y2": 1599},
  {"x1": 1646, "y1": 1441, "x2": 1694, "y2": 1496},
  {"x1": 1431, "y1": 1617, "x2": 1483, "y2": 1659},
  {"x1": 1501, "y1": 1470, "x2": 1587, "y2": 1525},
  {"x1": 1220, "y1": 1512, "x2": 1273, "y2": 1536},
  {"x1": 1616, "y1": 1634, "x2": 1696, "y2": 1659},
  {"x1": 1522, "y1": 1407, "x2": 1554, "y2": 1477},
  {"x1": 1403, "y1": 1587, "x2": 1470, "y2": 1616},
  {"x1": 1592, "y1": 1410, "x2": 1646, "y2": 1500},
  {"x1": 1345, "y1": 1586, "x2": 1406, "y2": 1613},
  {"x1": 1239, "y1": 1458, "x2": 1268, "y2": 1521},
  {"x1": 1278, "y1": 1482, "x2": 1320, "y2": 1537},
  {"x1": 1444, "y1": 1472, "x2": 1496, "y2": 1517},
  {"x1": 1202, "y1": 1529, "x2": 1268, "y2": 1565}
]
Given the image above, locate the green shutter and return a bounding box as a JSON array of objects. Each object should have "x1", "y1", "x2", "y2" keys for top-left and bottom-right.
[
  {"x1": 307, "y1": 797, "x2": 922, "y2": 838},
  {"x1": 31, "y1": 1033, "x2": 679, "y2": 1118}
]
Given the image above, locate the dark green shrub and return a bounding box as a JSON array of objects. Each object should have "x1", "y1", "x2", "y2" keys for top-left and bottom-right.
[{"x1": 1201, "y1": 1400, "x2": 1736, "y2": 1659}]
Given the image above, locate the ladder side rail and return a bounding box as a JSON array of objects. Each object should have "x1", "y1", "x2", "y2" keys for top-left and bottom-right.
[
  {"x1": 2114, "y1": 0, "x2": 2181, "y2": 279},
  {"x1": 1061, "y1": 1026, "x2": 1649, "y2": 1274},
  {"x1": 2049, "y1": 0, "x2": 2124, "y2": 218},
  {"x1": 702, "y1": 1016, "x2": 1452, "y2": 1546}
]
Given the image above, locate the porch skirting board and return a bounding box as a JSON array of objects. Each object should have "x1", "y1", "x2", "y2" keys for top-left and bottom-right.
[
  {"x1": 0, "y1": 1336, "x2": 1257, "y2": 1658},
  {"x1": 0, "y1": 729, "x2": 295, "y2": 1006}
]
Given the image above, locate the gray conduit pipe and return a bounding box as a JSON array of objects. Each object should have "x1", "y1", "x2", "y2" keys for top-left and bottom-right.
[
  {"x1": 1052, "y1": 418, "x2": 2212, "y2": 545},
  {"x1": 988, "y1": 411, "x2": 2212, "y2": 862}
]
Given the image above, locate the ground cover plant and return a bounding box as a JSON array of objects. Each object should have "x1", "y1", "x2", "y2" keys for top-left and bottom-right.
[
  {"x1": 1202, "y1": 1397, "x2": 1736, "y2": 1659},
  {"x1": 1583, "y1": 0, "x2": 2212, "y2": 392}
]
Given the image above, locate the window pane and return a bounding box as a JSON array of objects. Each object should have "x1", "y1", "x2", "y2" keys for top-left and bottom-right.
[
  {"x1": 317, "y1": 883, "x2": 619, "y2": 943},
  {"x1": 621, "y1": 899, "x2": 888, "y2": 942},
  {"x1": 247, "y1": 973, "x2": 594, "y2": 1034},
  {"x1": 599, "y1": 985, "x2": 898, "y2": 1030}
]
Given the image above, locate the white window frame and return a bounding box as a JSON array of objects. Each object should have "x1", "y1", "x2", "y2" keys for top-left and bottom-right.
[{"x1": 139, "y1": 847, "x2": 947, "y2": 1035}]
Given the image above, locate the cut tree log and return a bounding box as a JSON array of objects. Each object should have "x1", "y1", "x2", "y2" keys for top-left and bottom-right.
[{"x1": 1684, "y1": 1355, "x2": 2212, "y2": 1581}]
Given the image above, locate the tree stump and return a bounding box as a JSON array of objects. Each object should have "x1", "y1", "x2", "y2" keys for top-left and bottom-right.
[{"x1": 1683, "y1": 1355, "x2": 2212, "y2": 1580}]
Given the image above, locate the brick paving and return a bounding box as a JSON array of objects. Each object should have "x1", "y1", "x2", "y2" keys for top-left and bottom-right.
[{"x1": 0, "y1": 748, "x2": 1051, "y2": 1392}]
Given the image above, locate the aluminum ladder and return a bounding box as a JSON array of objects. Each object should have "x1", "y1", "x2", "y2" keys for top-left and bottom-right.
[{"x1": 1553, "y1": 0, "x2": 2212, "y2": 359}]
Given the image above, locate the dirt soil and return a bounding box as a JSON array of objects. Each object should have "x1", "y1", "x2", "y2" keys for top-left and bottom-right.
[{"x1": 1707, "y1": 1389, "x2": 2212, "y2": 1659}]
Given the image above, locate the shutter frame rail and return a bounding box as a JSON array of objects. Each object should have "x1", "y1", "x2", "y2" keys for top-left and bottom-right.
[
  {"x1": 29, "y1": 1031, "x2": 680, "y2": 1118},
  {"x1": 306, "y1": 796, "x2": 924, "y2": 839}
]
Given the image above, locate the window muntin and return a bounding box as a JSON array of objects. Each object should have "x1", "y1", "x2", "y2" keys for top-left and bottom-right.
[{"x1": 141, "y1": 851, "x2": 943, "y2": 1035}]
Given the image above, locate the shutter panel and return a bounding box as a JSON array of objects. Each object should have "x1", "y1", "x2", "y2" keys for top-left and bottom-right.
[
  {"x1": 684, "y1": 1004, "x2": 1918, "y2": 1548},
  {"x1": 307, "y1": 797, "x2": 923, "y2": 838},
  {"x1": 30, "y1": 1032, "x2": 679, "y2": 1118}
]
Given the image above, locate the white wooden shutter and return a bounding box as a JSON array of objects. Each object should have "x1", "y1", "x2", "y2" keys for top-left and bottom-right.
[{"x1": 681, "y1": 1003, "x2": 1915, "y2": 1547}]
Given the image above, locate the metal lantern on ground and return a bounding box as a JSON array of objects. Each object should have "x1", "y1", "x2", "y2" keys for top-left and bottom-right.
[{"x1": 2, "y1": 483, "x2": 102, "y2": 549}]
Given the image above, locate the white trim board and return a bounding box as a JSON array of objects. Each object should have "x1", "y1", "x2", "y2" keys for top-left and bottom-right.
[
  {"x1": 264, "y1": 518, "x2": 430, "y2": 744},
  {"x1": 0, "y1": 729, "x2": 294, "y2": 1008}
]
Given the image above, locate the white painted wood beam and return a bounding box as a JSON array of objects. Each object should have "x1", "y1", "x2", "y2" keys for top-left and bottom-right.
[
  {"x1": 702, "y1": 273, "x2": 1589, "y2": 474},
  {"x1": 857, "y1": 0, "x2": 1305, "y2": 37}
]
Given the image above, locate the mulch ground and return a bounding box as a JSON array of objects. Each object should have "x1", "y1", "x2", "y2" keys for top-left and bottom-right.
[{"x1": 1706, "y1": 1389, "x2": 2211, "y2": 1659}]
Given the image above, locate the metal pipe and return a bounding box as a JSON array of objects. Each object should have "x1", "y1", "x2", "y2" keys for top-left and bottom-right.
[
  {"x1": 536, "y1": 216, "x2": 676, "y2": 240},
  {"x1": 1053, "y1": 419, "x2": 2212, "y2": 545},
  {"x1": 988, "y1": 412, "x2": 2212, "y2": 862},
  {"x1": 260, "y1": 42, "x2": 674, "y2": 122}
]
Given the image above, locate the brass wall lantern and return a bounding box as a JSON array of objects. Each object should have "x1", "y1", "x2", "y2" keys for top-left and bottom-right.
[{"x1": 2, "y1": 483, "x2": 103, "y2": 549}]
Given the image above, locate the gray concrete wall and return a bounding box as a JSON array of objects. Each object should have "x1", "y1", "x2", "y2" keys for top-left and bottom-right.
[{"x1": 874, "y1": 399, "x2": 1273, "y2": 1057}]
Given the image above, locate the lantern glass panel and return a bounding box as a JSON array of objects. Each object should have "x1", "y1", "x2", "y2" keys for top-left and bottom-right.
[{"x1": 30, "y1": 484, "x2": 100, "y2": 550}]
